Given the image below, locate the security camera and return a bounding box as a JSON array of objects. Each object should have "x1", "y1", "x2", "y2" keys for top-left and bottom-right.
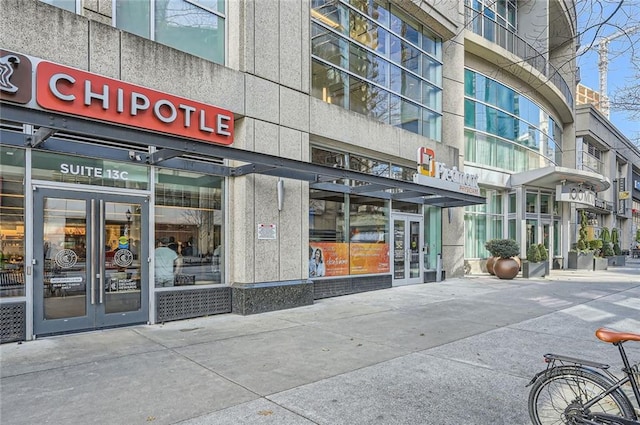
[{"x1": 128, "y1": 151, "x2": 141, "y2": 161}]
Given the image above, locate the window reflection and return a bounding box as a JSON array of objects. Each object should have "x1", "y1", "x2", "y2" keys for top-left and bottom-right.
[
  {"x1": 154, "y1": 169, "x2": 223, "y2": 286},
  {"x1": 0, "y1": 148, "x2": 25, "y2": 298},
  {"x1": 312, "y1": 0, "x2": 443, "y2": 140},
  {"x1": 116, "y1": 0, "x2": 225, "y2": 64}
]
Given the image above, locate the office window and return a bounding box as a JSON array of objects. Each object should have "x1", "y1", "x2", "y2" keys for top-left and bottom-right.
[
  {"x1": 312, "y1": 0, "x2": 443, "y2": 140},
  {"x1": 116, "y1": 0, "x2": 225, "y2": 64}
]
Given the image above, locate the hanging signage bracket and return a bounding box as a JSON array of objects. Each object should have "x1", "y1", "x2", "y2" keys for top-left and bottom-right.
[
  {"x1": 145, "y1": 148, "x2": 182, "y2": 165},
  {"x1": 25, "y1": 126, "x2": 55, "y2": 147}
]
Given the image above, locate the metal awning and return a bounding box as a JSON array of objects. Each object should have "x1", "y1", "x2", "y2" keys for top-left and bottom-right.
[
  {"x1": 508, "y1": 166, "x2": 610, "y2": 192},
  {"x1": 0, "y1": 102, "x2": 485, "y2": 207}
]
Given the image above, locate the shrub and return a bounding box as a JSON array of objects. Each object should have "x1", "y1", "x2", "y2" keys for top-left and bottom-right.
[
  {"x1": 484, "y1": 239, "x2": 498, "y2": 257},
  {"x1": 600, "y1": 227, "x2": 611, "y2": 243},
  {"x1": 589, "y1": 239, "x2": 603, "y2": 251},
  {"x1": 602, "y1": 242, "x2": 615, "y2": 257},
  {"x1": 611, "y1": 228, "x2": 621, "y2": 255},
  {"x1": 537, "y1": 244, "x2": 548, "y2": 261},
  {"x1": 527, "y1": 244, "x2": 541, "y2": 262},
  {"x1": 491, "y1": 239, "x2": 520, "y2": 259}
]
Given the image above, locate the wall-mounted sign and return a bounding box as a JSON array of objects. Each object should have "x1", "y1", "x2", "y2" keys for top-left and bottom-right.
[
  {"x1": 257, "y1": 224, "x2": 276, "y2": 240},
  {"x1": 619, "y1": 191, "x2": 630, "y2": 200},
  {"x1": 413, "y1": 147, "x2": 480, "y2": 196},
  {"x1": 0, "y1": 49, "x2": 234, "y2": 145},
  {"x1": 556, "y1": 184, "x2": 596, "y2": 207},
  {"x1": 634, "y1": 180, "x2": 640, "y2": 190}
]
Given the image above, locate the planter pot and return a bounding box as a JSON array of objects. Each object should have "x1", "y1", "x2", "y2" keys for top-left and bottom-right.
[
  {"x1": 552, "y1": 257, "x2": 563, "y2": 270},
  {"x1": 593, "y1": 257, "x2": 608, "y2": 270},
  {"x1": 523, "y1": 261, "x2": 546, "y2": 278},
  {"x1": 486, "y1": 256, "x2": 497, "y2": 275},
  {"x1": 494, "y1": 257, "x2": 520, "y2": 280},
  {"x1": 567, "y1": 251, "x2": 594, "y2": 270},
  {"x1": 606, "y1": 255, "x2": 626, "y2": 267}
]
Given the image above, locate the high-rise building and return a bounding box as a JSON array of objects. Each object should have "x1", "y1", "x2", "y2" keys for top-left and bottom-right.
[{"x1": 1, "y1": 0, "x2": 632, "y2": 343}]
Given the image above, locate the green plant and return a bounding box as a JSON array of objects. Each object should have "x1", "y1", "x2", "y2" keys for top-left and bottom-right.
[
  {"x1": 537, "y1": 244, "x2": 548, "y2": 261},
  {"x1": 636, "y1": 229, "x2": 640, "y2": 243},
  {"x1": 576, "y1": 210, "x2": 589, "y2": 252},
  {"x1": 589, "y1": 239, "x2": 603, "y2": 255},
  {"x1": 491, "y1": 239, "x2": 520, "y2": 259},
  {"x1": 602, "y1": 242, "x2": 615, "y2": 257},
  {"x1": 527, "y1": 244, "x2": 541, "y2": 262},
  {"x1": 484, "y1": 239, "x2": 499, "y2": 257},
  {"x1": 611, "y1": 228, "x2": 621, "y2": 255},
  {"x1": 600, "y1": 227, "x2": 611, "y2": 244}
]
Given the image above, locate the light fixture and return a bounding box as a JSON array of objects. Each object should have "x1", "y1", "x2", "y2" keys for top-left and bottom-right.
[{"x1": 277, "y1": 179, "x2": 285, "y2": 211}]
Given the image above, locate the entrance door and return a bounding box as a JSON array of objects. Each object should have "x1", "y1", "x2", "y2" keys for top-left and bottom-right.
[
  {"x1": 33, "y1": 188, "x2": 148, "y2": 336},
  {"x1": 392, "y1": 214, "x2": 423, "y2": 285}
]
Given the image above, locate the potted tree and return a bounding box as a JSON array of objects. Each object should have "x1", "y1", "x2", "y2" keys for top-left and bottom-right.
[
  {"x1": 484, "y1": 239, "x2": 499, "y2": 275},
  {"x1": 491, "y1": 239, "x2": 521, "y2": 280},
  {"x1": 568, "y1": 210, "x2": 594, "y2": 269},
  {"x1": 600, "y1": 227, "x2": 616, "y2": 266},
  {"x1": 523, "y1": 244, "x2": 545, "y2": 278},
  {"x1": 591, "y1": 239, "x2": 607, "y2": 270},
  {"x1": 609, "y1": 228, "x2": 626, "y2": 266},
  {"x1": 538, "y1": 243, "x2": 549, "y2": 275}
]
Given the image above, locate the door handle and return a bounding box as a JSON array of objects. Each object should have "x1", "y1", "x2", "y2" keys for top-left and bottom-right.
[
  {"x1": 90, "y1": 199, "x2": 96, "y2": 305},
  {"x1": 99, "y1": 199, "x2": 104, "y2": 304}
]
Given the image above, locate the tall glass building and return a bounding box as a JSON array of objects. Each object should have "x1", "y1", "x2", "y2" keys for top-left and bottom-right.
[{"x1": 1, "y1": 0, "x2": 626, "y2": 344}]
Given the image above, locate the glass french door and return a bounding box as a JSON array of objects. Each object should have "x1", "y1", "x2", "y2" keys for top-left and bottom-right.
[
  {"x1": 33, "y1": 188, "x2": 148, "y2": 336},
  {"x1": 392, "y1": 214, "x2": 423, "y2": 285}
]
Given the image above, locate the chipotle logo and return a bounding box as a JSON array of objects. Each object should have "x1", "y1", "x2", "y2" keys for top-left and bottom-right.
[
  {"x1": 36, "y1": 61, "x2": 234, "y2": 145},
  {"x1": 0, "y1": 50, "x2": 32, "y2": 104}
]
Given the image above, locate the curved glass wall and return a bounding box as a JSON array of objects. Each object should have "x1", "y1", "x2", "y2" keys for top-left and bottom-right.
[
  {"x1": 464, "y1": 69, "x2": 562, "y2": 172},
  {"x1": 311, "y1": 0, "x2": 443, "y2": 141}
]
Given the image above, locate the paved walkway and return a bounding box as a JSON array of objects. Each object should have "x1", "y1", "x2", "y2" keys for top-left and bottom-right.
[{"x1": 1, "y1": 260, "x2": 639, "y2": 424}]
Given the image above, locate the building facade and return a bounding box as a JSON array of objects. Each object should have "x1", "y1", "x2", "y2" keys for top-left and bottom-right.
[{"x1": 1, "y1": 0, "x2": 629, "y2": 343}]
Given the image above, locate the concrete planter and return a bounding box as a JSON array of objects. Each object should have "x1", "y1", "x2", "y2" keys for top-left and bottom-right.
[
  {"x1": 523, "y1": 261, "x2": 546, "y2": 278},
  {"x1": 606, "y1": 255, "x2": 626, "y2": 267},
  {"x1": 593, "y1": 257, "x2": 608, "y2": 271},
  {"x1": 567, "y1": 252, "x2": 593, "y2": 270}
]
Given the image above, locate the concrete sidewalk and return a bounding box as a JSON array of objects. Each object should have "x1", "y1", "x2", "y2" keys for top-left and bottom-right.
[{"x1": 1, "y1": 262, "x2": 639, "y2": 425}]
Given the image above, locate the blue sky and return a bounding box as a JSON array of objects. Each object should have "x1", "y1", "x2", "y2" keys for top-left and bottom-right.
[{"x1": 576, "y1": 0, "x2": 640, "y2": 144}]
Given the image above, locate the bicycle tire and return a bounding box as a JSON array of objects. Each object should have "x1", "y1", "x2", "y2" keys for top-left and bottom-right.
[{"x1": 529, "y1": 366, "x2": 636, "y2": 425}]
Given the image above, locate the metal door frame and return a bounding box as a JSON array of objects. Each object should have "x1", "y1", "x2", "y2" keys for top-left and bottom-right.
[
  {"x1": 391, "y1": 213, "x2": 423, "y2": 286},
  {"x1": 33, "y1": 187, "x2": 149, "y2": 336}
]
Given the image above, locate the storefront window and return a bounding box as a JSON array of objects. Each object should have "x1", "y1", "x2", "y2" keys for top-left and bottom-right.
[
  {"x1": 154, "y1": 169, "x2": 223, "y2": 287},
  {"x1": 464, "y1": 188, "x2": 503, "y2": 258},
  {"x1": 310, "y1": 147, "x2": 396, "y2": 277},
  {"x1": 0, "y1": 148, "x2": 25, "y2": 297}
]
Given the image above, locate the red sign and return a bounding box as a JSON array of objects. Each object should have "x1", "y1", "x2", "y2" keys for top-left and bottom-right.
[{"x1": 36, "y1": 61, "x2": 234, "y2": 145}]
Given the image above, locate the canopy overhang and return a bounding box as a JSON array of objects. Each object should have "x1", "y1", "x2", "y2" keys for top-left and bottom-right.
[
  {"x1": 1, "y1": 102, "x2": 486, "y2": 208},
  {"x1": 508, "y1": 166, "x2": 610, "y2": 192}
]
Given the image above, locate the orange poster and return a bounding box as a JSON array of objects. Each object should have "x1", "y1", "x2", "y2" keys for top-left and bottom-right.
[
  {"x1": 350, "y1": 243, "x2": 390, "y2": 274},
  {"x1": 309, "y1": 242, "x2": 349, "y2": 277}
]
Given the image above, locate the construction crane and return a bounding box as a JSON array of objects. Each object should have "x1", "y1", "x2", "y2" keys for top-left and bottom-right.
[{"x1": 578, "y1": 25, "x2": 640, "y2": 118}]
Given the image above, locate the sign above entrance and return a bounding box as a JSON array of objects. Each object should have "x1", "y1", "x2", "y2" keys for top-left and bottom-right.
[
  {"x1": 36, "y1": 61, "x2": 234, "y2": 145},
  {"x1": 0, "y1": 49, "x2": 234, "y2": 145},
  {"x1": 555, "y1": 184, "x2": 596, "y2": 207},
  {"x1": 413, "y1": 147, "x2": 480, "y2": 196}
]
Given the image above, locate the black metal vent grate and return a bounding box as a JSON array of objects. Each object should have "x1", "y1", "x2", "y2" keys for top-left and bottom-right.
[
  {"x1": 1, "y1": 302, "x2": 26, "y2": 344},
  {"x1": 156, "y1": 287, "x2": 232, "y2": 323}
]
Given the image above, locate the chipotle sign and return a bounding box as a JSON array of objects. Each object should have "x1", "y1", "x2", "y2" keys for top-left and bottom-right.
[
  {"x1": 36, "y1": 61, "x2": 233, "y2": 145},
  {"x1": 0, "y1": 49, "x2": 234, "y2": 145}
]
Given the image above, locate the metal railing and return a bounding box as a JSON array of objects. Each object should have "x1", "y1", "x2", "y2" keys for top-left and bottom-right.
[{"x1": 464, "y1": 5, "x2": 573, "y2": 108}]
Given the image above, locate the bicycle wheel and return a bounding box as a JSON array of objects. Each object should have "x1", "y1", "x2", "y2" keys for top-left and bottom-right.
[{"x1": 529, "y1": 366, "x2": 636, "y2": 425}]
